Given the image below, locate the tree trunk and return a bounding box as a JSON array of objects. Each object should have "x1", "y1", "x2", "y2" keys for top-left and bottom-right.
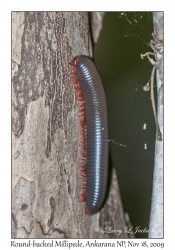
[
  {"x1": 149, "y1": 12, "x2": 163, "y2": 238},
  {"x1": 12, "y1": 11, "x2": 128, "y2": 238}
]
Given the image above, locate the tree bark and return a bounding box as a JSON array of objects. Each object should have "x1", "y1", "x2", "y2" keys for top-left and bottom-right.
[
  {"x1": 149, "y1": 12, "x2": 163, "y2": 238},
  {"x1": 12, "y1": 11, "x2": 128, "y2": 238}
]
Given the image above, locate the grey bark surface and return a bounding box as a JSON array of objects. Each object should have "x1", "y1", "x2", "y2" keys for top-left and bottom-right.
[
  {"x1": 12, "y1": 11, "x2": 128, "y2": 238},
  {"x1": 149, "y1": 12, "x2": 163, "y2": 238}
]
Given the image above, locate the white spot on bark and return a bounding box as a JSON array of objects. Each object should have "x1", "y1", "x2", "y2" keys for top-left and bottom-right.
[{"x1": 12, "y1": 12, "x2": 25, "y2": 65}]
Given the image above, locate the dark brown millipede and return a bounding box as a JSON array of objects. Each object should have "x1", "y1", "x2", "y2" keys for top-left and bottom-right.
[{"x1": 69, "y1": 55, "x2": 109, "y2": 215}]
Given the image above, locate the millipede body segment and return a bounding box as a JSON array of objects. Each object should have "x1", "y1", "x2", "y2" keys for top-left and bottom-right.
[{"x1": 69, "y1": 55, "x2": 109, "y2": 215}]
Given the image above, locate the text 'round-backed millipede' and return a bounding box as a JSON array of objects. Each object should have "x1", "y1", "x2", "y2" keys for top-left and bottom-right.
[{"x1": 69, "y1": 55, "x2": 109, "y2": 215}]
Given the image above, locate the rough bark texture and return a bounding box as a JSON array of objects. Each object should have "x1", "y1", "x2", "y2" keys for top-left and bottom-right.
[
  {"x1": 149, "y1": 12, "x2": 163, "y2": 238},
  {"x1": 12, "y1": 11, "x2": 128, "y2": 238}
]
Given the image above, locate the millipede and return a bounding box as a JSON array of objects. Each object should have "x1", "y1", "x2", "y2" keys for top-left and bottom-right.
[{"x1": 69, "y1": 55, "x2": 109, "y2": 215}]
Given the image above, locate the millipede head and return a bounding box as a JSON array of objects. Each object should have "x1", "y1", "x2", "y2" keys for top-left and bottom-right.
[{"x1": 69, "y1": 56, "x2": 80, "y2": 67}]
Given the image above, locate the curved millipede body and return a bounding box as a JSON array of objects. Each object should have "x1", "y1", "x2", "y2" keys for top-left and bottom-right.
[{"x1": 69, "y1": 55, "x2": 109, "y2": 215}]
